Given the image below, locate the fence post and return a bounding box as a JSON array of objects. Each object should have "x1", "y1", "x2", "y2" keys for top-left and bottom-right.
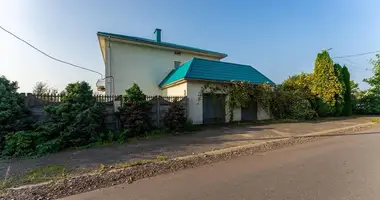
[{"x1": 156, "y1": 95, "x2": 160, "y2": 127}]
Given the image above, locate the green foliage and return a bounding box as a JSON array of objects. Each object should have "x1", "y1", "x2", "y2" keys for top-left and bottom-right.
[
  {"x1": 2, "y1": 131, "x2": 35, "y2": 157},
  {"x1": 36, "y1": 138, "x2": 61, "y2": 156},
  {"x1": 42, "y1": 82, "x2": 106, "y2": 148},
  {"x1": 363, "y1": 54, "x2": 380, "y2": 94},
  {"x1": 355, "y1": 94, "x2": 380, "y2": 114},
  {"x1": 333, "y1": 64, "x2": 345, "y2": 116},
  {"x1": 350, "y1": 80, "x2": 359, "y2": 95},
  {"x1": 0, "y1": 76, "x2": 32, "y2": 149},
  {"x1": 312, "y1": 51, "x2": 343, "y2": 106},
  {"x1": 163, "y1": 100, "x2": 187, "y2": 132},
  {"x1": 355, "y1": 54, "x2": 380, "y2": 114},
  {"x1": 270, "y1": 88, "x2": 316, "y2": 120},
  {"x1": 342, "y1": 66, "x2": 352, "y2": 116},
  {"x1": 198, "y1": 82, "x2": 273, "y2": 122},
  {"x1": 199, "y1": 81, "x2": 316, "y2": 121},
  {"x1": 316, "y1": 99, "x2": 335, "y2": 117},
  {"x1": 120, "y1": 83, "x2": 151, "y2": 137},
  {"x1": 281, "y1": 73, "x2": 317, "y2": 110},
  {"x1": 2, "y1": 81, "x2": 107, "y2": 157}
]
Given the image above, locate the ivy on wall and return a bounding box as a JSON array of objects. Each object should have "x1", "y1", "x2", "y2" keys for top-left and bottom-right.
[{"x1": 197, "y1": 81, "x2": 273, "y2": 122}]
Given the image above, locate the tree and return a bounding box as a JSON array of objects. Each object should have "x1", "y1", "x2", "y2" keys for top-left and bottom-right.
[
  {"x1": 163, "y1": 100, "x2": 187, "y2": 132},
  {"x1": 350, "y1": 80, "x2": 359, "y2": 95},
  {"x1": 32, "y1": 82, "x2": 58, "y2": 95},
  {"x1": 333, "y1": 64, "x2": 345, "y2": 116},
  {"x1": 312, "y1": 50, "x2": 343, "y2": 116},
  {"x1": 0, "y1": 76, "x2": 31, "y2": 149},
  {"x1": 363, "y1": 54, "x2": 380, "y2": 94},
  {"x1": 341, "y1": 66, "x2": 352, "y2": 116},
  {"x1": 354, "y1": 54, "x2": 380, "y2": 114},
  {"x1": 119, "y1": 83, "x2": 151, "y2": 137},
  {"x1": 42, "y1": 81, "x2": 105, "y2": 148}
]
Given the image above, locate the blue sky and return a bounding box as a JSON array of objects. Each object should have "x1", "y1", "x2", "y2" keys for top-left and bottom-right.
[{"x1": 1, "y1": 0, "x2": 379, "y2": 92}]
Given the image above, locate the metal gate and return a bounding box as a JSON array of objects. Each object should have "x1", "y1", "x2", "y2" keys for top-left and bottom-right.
[
  {"x1": 202, "y1": 94, "x2": 226, "y2": 124},
  {"x1": 241, "y1": 100, "x2": 258, "y2": 121}
]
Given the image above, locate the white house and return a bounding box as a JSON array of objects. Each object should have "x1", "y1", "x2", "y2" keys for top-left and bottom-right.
[{"x1": 97, "y1": 28, "x2": 274, "y2": 124}]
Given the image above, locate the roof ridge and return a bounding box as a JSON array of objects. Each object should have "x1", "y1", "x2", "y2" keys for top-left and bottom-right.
[{"x1": 183, "y1": 58, "x2": 195, "y2": 78}]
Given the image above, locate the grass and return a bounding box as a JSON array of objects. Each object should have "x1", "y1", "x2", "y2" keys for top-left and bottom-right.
[
  {"x1": 371, "y1": 117, "x2": 380, "y2": 123},
  {"x1": 0, "y1": 165, "x2": 67, "y2": 191},
  {"x1": 75, "y1": 141, "x2": 112, "y2": 150},
  {"x1": 114, "y1": 155, "x2": 167, "y2": 170}
]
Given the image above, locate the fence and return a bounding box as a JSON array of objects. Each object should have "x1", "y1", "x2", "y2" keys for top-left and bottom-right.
[
  {"x1": 32, "y1": 94, "x2": 120, "y2": 103},
  {"x1": 23, "y1": 93, "x2": 187, "y2": 130}
]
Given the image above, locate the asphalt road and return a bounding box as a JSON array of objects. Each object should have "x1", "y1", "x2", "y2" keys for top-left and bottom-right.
[{"x1": 62, "y1": 126, "x2": 380, "y2": 200}]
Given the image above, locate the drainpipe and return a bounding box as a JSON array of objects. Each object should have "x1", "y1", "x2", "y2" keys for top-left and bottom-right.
[{"x1": 106, "y1": 37, "x2": 113, "y2": 95}]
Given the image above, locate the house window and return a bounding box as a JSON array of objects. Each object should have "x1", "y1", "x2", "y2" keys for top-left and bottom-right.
[
  {"x1": 174, "y1": 61, "x2": 181, "y2": 69},
  {"x1": 174, "y1": 51, "x2": 181, "y2": 55}
]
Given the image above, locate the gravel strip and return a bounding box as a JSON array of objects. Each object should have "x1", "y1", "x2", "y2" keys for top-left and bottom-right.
[{"x1": 1, "y1": 124, "x2": 375, "y2": 200}]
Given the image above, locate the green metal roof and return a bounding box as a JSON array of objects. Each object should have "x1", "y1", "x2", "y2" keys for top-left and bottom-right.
[
  {"x1": 159, "y1": 58, "x2": 275, "y2": 87},
  {"x1": 97, "y1": 32, "x2": 227, "y2": 58}
]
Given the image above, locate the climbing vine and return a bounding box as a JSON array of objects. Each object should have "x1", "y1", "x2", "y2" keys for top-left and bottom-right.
[{"x1": 198, "y1": 81, "x2": 273, "y2": 122}]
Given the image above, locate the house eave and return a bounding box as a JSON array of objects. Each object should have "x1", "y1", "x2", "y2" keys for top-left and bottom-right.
[
  {"x1": 97, "y1": 33, "x2": 227, "y2": 60},
  {"x1": 160, "y1": 79, "x2": 187, "y2": 89}
]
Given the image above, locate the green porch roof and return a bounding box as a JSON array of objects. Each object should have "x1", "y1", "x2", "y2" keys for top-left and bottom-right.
[
  {"x1": 159, "y1": 58, "x2": 275, "y2": 87},
  {"x1": 97, "y1": 32, "x2": 227, "y2": 59}
]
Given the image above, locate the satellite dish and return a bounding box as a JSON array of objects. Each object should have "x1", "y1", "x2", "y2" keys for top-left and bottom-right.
[{"x1": 96, "y1": 79, "x2": 106, "y2": 92}]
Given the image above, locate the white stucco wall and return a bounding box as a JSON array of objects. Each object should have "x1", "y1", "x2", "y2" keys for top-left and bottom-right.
[
  {"x1": 161, "y1": 82, "x2": 187, "y2": 96},
  {"x1": 186, "y1": 82, "x2": 204, "y2": 124},
  {"x1": 106, "y1": 40, "x2": 219, "y2": 95},
  {"x1": 257, "y1": 103, "x2": 271, "y2": 120}
]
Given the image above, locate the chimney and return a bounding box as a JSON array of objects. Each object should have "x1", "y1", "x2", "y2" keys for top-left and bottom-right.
[{"x1": 154, "y1": 28, "x2": 162, "y2": 42}]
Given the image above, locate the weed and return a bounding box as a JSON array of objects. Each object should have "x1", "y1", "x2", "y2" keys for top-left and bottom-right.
[
  {"x1": 156, "y1": 155, "x2": 167, "y2": 162},
  {"x1": 127, "y1": 137, "x2": 137, "y2": 143},
  {"x1": 371, "y1": 118, "x2": 380, "y2": 123},
  {"x1": 145, "y1": 129, "x2": 167, "y2": 139},
  {"x1": 0, "y1": 165, "x2": 67, "y2": 190}
]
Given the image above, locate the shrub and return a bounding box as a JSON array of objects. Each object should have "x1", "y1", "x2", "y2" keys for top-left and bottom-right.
[
  {"x1": 271, "y1": 88, "x2": 316, "y2": 120},
  {"x1": 119, "y1": 83, "x2": 151, "y2": 137},
  {"x1": 36, "y1": 138, "x2": 61, "y2": 156},
  {"x1": 354, "y1": 94, "x2": 380, "y2": 114},
  {"x1": 0, "y1": 76, "x2": 32, "y2": 149},
  {"x1": 2, "y1": 131, "x2": 35, "y2": 157},
  {"x1": 41, "y1": 82, "x2": 106, "y2": 148},
  {"x1": 163, "y1": 99, "x2": 187, "y2": 133}
]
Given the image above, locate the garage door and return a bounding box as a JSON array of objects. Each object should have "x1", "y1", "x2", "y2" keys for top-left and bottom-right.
[
  {"x1": 203, "y1": 94, "x2": 226, "y2": 124},
  {"x1": 241, "y1": 100, "x2": 258, "y2": 121}
]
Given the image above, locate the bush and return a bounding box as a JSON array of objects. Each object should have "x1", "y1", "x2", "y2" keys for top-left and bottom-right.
[
  {"x1": 36, "y1": 138, "x2": 61, "y2": 156},
  {"x1": 119, "y1": 83, "x2": 151, "y2": 137},
  {"x1": 0, "y1": 76, "x2": 32, "y2": 149},
  {"x1": 163, "y1": 100, "x2": 187, "y2": 133},
  {"x1": 271, "y1": 88, "x2": 316, "y2": 120},
  {"x1": 2, "y1": 131, "x2": 35, "y2": 157},
  {"x1": 354, "y1": 94, "x2": 380, "y2": 114},
  {"x1": 34, "y1": 81, "x2": 106, "y2": 152}
]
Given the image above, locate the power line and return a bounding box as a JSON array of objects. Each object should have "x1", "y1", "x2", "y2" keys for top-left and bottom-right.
[
  {"x1": 0, "y1": 25, "x2": 103, "y2": 77},
  {"x1": 332, "y1": 50, "x2": 380, "y2": 59}
]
